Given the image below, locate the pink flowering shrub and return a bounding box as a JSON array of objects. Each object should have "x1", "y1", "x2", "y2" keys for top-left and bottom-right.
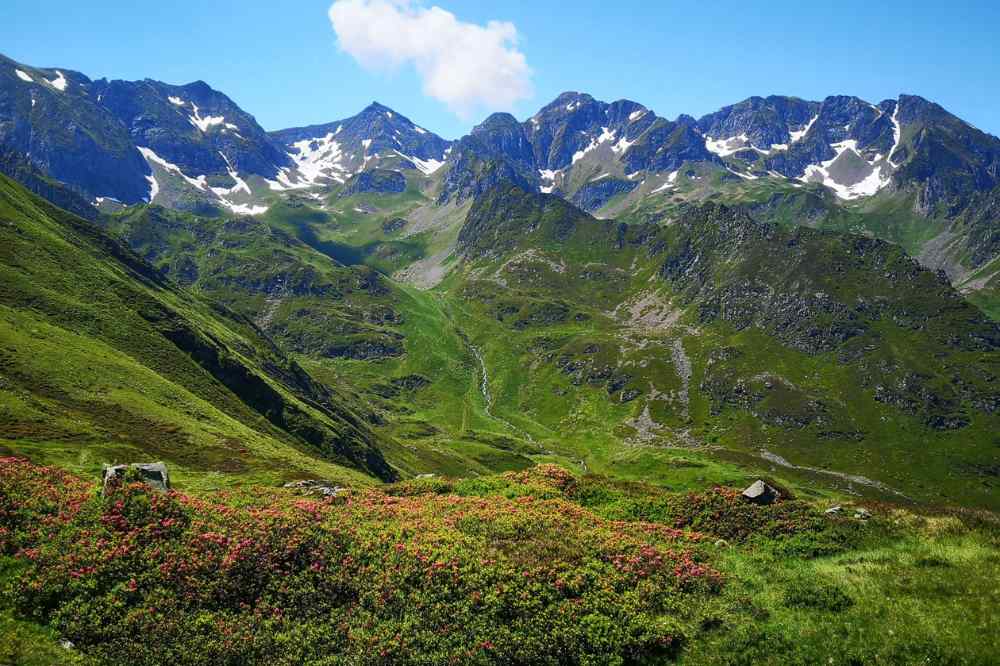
[
  {"x1": 401, "y1": 467, "x2": 857, "y2": 556},
  {"x1": 0, "y1": 458, "x2": 723, "y2": 665}
]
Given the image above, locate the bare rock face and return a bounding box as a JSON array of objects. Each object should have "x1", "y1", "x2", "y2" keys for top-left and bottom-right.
[
  {"x1": 102, "y1": 462, "x2": 170, "y2": 496},
  {"x1": 741, "y1": 479, "x2": 780, "y2": 505}
]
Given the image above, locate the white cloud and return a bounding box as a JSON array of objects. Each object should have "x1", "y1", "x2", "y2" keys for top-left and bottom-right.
[{"x1": 328, "y1": 0, "x2": 533, "y2": 117}]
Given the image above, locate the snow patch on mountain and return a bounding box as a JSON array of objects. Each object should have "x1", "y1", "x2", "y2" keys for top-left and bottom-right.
[
  {"x1": 394, "y1": 151, "x2": 445, "y2": 175},
  {"x1": 726, "y1": 166, "x2": 758, "y2": 180},
  {"x1": 144, "y1": 174, "x2": 159, "y2": 203},
  {"x1": 214, "y1": 152, "x2": 252, "y2": 196},
  {"x1": 705, "y1": 131, "x2": 796, "y2": 157},
  {"x1": 46, "y1": 71, "x2": 67, "y2": 91},
  {"x1": 799, "y1": 140, "x2": 891, "y2": 200},
  {"x1": 15, "y1": 69, "x2": 33, "y2": 83},
  {"x1": 789, "y1": 114, "x2": 818, "y2": 143},
  {"x1": 137, "y1": 146, "x2": 269, "y2": 214},
  {"x1": 840, "y1": 166, "x2": 891, "y2": 198},
  {"x1": 265, "y1": 167, "x2": 310, "y2": 191},
  {"x1": 705, "y1": 134, "x2": 750, "y2": 157},
  {"x1": 612, "y1": 135, "x2": 634, "y2": 155},
  {"x1": 188, "y1": 104, "x2": 226, "y2": 132},
  {"x1": 569, "y1": 127, "x2": 620, "y2": 165},
  {"x1": 888, "y1": 101, "x2": 903, "y2": 168},
  {"x1": 168, "y1": 96, "x2": 185, "y2": 106},
  {"x1": 629, "y1": 109, "x2": 647, "y2": 122},
  {"x1": 222, "y1": 202, "x2": 269, "y2": 216},
  {"x1": 650, "y1": 170, "x2": 679, "y2": 194},
  {"x1": 137, "y1": 147, "x2": 209, "y2": 191},
  {"x1": 538, "y1": 168, "x2": 561, "y2": 194},
  {"x1": 213, "y1": 153, "x2": 268, "y2": 215},
  {"x1": 287, "y1": 133, "x2": 348, "y2": 185}
]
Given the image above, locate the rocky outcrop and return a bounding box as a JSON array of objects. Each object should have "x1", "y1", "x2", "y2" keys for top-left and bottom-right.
[
  {"x1": 571, "y1": 178, "x2": 638, "y2": 212},
  {"x1": 102, "y1": 462, "x2": 171, "y2": 495},
  {"x1": 439, "y1": 114, "x2": 539, "y2": 203},
  {"x1": 339, "y1": 169, "x2": 406, "y2": 197}
]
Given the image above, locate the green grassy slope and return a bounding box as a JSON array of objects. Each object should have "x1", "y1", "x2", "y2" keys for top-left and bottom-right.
[
  {"x1": 101, "y1": 200, "x2": 539, "y2": 477},
  {"x1": 968, "y1": 284, "x2": 1000, "y2": 322},
  {"x1": 0, "y1": 174, "x2": 394, "y2": 489}
]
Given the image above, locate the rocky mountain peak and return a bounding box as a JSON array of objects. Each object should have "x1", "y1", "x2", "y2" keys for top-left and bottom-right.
[{"x1": 474, "y1": 112, "x2": 523, "y2": 132}]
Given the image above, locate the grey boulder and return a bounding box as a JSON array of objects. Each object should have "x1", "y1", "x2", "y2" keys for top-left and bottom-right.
[
  {"x1": 102, "y1": 462, "x2": 170, "y2": 495},
  {"x1": 741, "y1": 479, "x2": 781, "y2": 505}
]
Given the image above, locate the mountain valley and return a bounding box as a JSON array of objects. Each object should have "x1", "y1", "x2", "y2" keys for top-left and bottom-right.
[{"x1": 1, "y1": 48, "x2": 999, "y2": 664}]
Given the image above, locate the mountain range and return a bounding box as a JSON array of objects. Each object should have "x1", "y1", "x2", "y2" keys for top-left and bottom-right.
[
  {"x1": 1, "y1": 51, "x2": 998, "y2": 511},
  {"x1": 3, "y1": 53, "x2": 999, "y2": 298}
]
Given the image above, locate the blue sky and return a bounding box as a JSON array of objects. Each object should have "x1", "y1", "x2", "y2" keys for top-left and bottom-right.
[{"x1": 2, "y1": 1, "x2": 998, "y2": 138}]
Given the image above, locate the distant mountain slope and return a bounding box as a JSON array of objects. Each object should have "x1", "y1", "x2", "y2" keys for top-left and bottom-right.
[
  {"x1": 92, "y1": 77, "x2": 292, "y2": 181},
  {"x1": 0, "y1": 53, "x2": 292, "y2": 213},
  {"x1": 0, "y1": 54, "x2": 151, "y2": 203},
  {"x1": 439, "y1": 113, "x2": 540, "y2": 202},
  {"x1": 0, "y1": 147, "x2": 99, "y2": 220},
  {"x1": 103, "y1": 203, "x2": 409, "y2": 363},
  {"x1": 432, "y1": 90, "x2": 1000, "y2": 298},
  {"x1": 446, "y1": 183, "x2": 1000, "y2": 508},
  {"x1": 0, "y1": 174, "x2": 395, "y2": 484},
  {"x1": 440, "y1": 90, "x2": 999, "y2": 214}
]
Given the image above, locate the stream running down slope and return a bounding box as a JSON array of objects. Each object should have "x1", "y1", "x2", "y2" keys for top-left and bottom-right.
[{"x1": 469, "y1": 344, "x2": 536, "y2": 444}]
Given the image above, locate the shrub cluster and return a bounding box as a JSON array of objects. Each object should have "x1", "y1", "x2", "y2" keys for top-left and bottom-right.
[
  {"x1": 557, "y1": 477, "x2": 862, "y2": 557},
  {"x1": 1, "y1": 459, "x2": 723, "y2": 665}
]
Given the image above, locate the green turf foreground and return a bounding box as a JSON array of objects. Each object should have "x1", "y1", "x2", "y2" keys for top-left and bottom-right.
[{"x1": 1, "y1": 459, "x2": 996, "y2": 665}]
